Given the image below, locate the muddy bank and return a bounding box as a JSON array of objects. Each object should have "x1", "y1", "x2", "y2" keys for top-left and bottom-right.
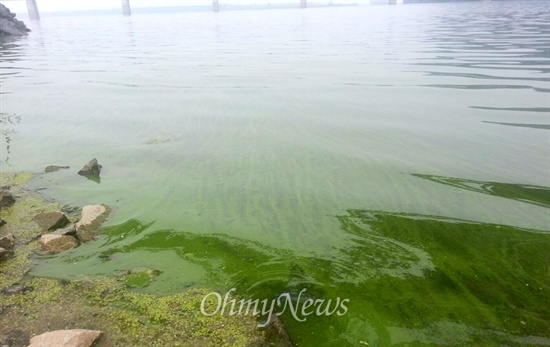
[{"x1": 0, "y1": 172, "x2": 290, "y2": 347}]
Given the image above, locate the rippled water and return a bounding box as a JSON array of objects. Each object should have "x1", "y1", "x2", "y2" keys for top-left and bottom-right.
[{"x1": 1, "y1": 1, "x2": 549, "y2": 346}]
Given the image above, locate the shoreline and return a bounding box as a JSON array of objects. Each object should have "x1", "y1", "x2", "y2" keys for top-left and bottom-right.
[{"x1": 0, "y1": 171, "x2": 290, "y2": 347}]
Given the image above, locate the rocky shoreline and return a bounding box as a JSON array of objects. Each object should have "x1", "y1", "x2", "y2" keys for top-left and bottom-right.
[
  {"x1": 0, "y1": 4, "x2": 30, "y2": 38},
  {"x1": 0, "y1": 169, "x2": 291, "y2": 347}
]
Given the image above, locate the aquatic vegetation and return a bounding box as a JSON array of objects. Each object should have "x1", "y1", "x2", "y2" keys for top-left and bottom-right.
[
  {"x1": 332, "y1": 209, "x2": 550, "y2": 346},
  {"x1": 0, "y1": 172, "x2": 63, "y2": 291},
  {"x1": 412, "y1": 174, "x2": 550, "y2": 208},
  {"x1": 123, "y1": 268, "x2": 160, "y2": 288},
  {"x1": 32, "y1": 207, "x2": 550, "y2": 346},
  {"x1": 1, "y1": 276, "x2": 279, "y2": 347},
  {"x1": 0, "y1": 173, "x2": 287, "y2": 346}
]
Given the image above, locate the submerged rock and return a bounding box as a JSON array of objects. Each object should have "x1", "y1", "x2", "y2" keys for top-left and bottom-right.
[
  {"x1": 0, "y1": 191, "x2": 15, "y2": 209},
  {"x1": 39, "y1": 234, "x2": 78, "y2": 253},
  {"x1": 0, "y1": 4, "x2": 30, "y2": 37},
  {"x1": 34, "y1": 211, "x2": 70, "y2": 231},
  {"x1": 75, "y1": 204, "x2": 111, "y2": 242},
  {"x1": 0, "y1": 218, "x2": 6, "y2": 227},
  {"x1": 0, "y1": 233, "x2": 15, "y2": 250},
  {"x1": 45, "y1": 165, "x2": 70, "y2": 173},
  {"x1": 123, "y1": 269, "x2": 161, "y2": 288},
  {"x1": 27, "y1": 329, "x2": 103, "y2": 347},
  {"x1": 77, "y1": 158, "x2": 102, "y2": 183}
]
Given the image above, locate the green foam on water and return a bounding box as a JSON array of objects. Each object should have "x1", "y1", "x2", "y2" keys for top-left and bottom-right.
[{"x1": 30, "y1": 206, "x2": 550, "y2": 346}]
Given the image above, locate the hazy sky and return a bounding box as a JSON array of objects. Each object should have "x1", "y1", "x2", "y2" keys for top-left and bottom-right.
[{"x1": 3, "y1": 0, "x2": 359, "y2": 14}]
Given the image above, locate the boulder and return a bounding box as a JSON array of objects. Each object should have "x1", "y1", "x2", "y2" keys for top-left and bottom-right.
[
  {"x1": 75, "y1": 204, "x2": 111, "y2": 242},
  {"x1": 77, "y1": 158, "x2": 102, "y2": 182},
  {"x1": 34, "y1": 211, "x2": 70, "y2": 231},
  {"x1": 0, "y1": 233, "x2": 15, "y2": 250},
  {"x1": 0, "y1": 4, "x2": 30, "y2": 37},
  {"x1": 0, "y1": 191, "x2": 15, "y2": 209},
  {"x1": 0, "y1": 218, "x2": 6, "y2": 227},
  {"x1": 28, "y1": 329, "x2": 102, "y2": 347},
  {"x1": 39, "y1": 234, "x2": 78, "y2": 253}
]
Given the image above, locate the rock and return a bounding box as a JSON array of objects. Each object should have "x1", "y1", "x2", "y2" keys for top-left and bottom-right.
[
  {"x1": 34, "y1": 211, "x2": 70, "y2": 231},
  {"x1": 1, "y1": 284, "x2": 32, "y2": 295},
  {"x1": 0, "y1": 247, "x2": 8, "y2": 260},
  {"x1": 0, "y1": 218, "x2": 6, "y2": 227},
  {"x1": 0, "y1": 233, "x2": 15, "y2": 250},
  {"x1": 0, "y1": 191, "x2": 15, "y2": 209},
  {"x1": 77, "y1": 158, "x2": 102, "y2": 182},
  {"x1": 28, "y1": 329, "x2": 102, "y2": 347},
  {"x1": 75, "y1": 204, "x2": 111, "y2": 242},
  {"x1": 52, "y1": 224, "x2": 76, "y2": 236},
  {"x1": 0, "y1": 4, "x2": 30, "y2": 37},
  {"x1": 39, "y1": 234, "x2": 78, "y2": 253},
  {"x1": 45, "y1": 165, "x2": 70, "y2": 173}
]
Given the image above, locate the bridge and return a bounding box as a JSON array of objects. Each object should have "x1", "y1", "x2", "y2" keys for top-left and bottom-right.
[
  {"x1": 6, "y1": 0, "x2": 408, "y2": 21},
  {"x1": 7, "y1": 0, "x2": 319, "y2": 20}
]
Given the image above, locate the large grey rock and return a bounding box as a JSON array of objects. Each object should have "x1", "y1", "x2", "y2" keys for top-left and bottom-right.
[
  {"x1": 34, "y1": 211, "x2": 70, "y2": 231},
  {"x1": 0, "y1": 233, "x2": 15, "y2": 250},
  {"x1": 27, "y1": 329, "x2": 102, "y2": 347},
  {"x1": 0, "y1": 4, "x2": 29, "y2": 37},
  {"x1": 39, "y1": 234, "x2": 78, "y2": 253},
  {"x1": 0, "y1": 191, "x2": 15, "y2": 209},
  {"x1": 75, "y1": 204, "x2": 111, "y2": 242}
]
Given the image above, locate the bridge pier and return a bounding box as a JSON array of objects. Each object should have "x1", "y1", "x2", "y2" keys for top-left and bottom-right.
[
  {"x1": 212, "y1": 0, "x2": 220, "y2": 12},
  {"x1": 300, "y1": 0, "x2": 307, "y2": 8},
  {"x1": 26, "y1": 0, "x2": 40, "y2": 21},
  {"x1": 122, "y1": 0, "x2": 131, "y2": 16}
]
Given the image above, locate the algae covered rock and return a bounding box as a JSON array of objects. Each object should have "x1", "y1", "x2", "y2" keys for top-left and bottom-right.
[
  {"x1": 44, "y1": 165, "x2": 70, "y2": 173},
  {"x1": 0, "y1": 247, "x2": 8, "y2": 260},
  {"x1": 0, "y1": 233, "x2": 14, "y2": 249},
  {"x1": 0, "y1": 191, "x2": 15, "y2": 209}
]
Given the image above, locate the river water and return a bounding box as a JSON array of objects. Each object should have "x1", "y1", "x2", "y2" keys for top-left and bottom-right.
[{"x1": 1, "y1": 1, "x2": 549, "y2": 346}]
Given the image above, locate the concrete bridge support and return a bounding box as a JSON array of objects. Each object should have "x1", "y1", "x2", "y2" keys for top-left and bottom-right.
[
  {"x1": 300, "y1": 0, "x2": 307, "y2": 8},
  {"x1": 122, "y1": 0, "x2": 131, "y2": 16},
  {"x1": 26, "y1": 0, "x2": 40, "y2": 21}
]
